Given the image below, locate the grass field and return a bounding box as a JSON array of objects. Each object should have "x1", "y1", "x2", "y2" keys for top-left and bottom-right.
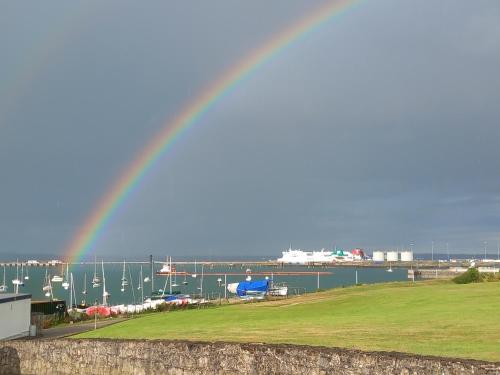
[{"x1": 76, "y1": 280, "x2": 500, "y2": 361}]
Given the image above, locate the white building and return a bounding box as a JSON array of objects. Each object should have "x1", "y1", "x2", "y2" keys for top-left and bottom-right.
[{"x1": 0, "y1": 293, "x2": 31, "y2": 340}]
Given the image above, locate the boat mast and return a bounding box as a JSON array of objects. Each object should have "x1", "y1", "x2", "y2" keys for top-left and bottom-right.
[
  {"x1": 127, "y1": 264, "x2": 135, "y2": 304},
  {"x1": 69, "y1": 273, "x2": 73, "y2": 310},
  {"x1": 49, "y1": 278, "x2": 54, "y2": 300},
  {"x1": 83, "y1": 273, "x2": 87, "y2": 294},
  {"x1": 102, "y1": 260, "x2": 107, "y2": 306},
  {"x1": 169, "y1": 256, "x2": 172, "y2": 295},
  {"x1": 15, "y1": 260, "x2": 19, "y2": 294},
  {"x1": 200, "y1": 263, "x2": 204, "y2": 298},
  {"x1": 140, "y1": 266, "x2": 144, "y2": 302}
]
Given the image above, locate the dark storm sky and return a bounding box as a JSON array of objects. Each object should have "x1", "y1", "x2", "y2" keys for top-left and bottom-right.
[{"x1": 1, "y1": 0, "x2": 500, "y2": 258}]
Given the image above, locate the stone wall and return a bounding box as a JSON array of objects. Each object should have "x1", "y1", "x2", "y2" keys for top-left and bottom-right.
[{"x1": 1, "y1": 339, "x2": 499, "y2": 375}]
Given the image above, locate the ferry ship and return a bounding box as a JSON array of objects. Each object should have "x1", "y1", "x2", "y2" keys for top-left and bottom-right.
[{"x1": 277, "y1": 247, "x2": 365, "y2": 264}]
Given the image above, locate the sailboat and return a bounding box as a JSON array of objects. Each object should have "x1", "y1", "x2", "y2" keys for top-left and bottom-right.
[
  {"x1": 192, "y1": 260, "x2": 197, "y2": 278},
  {"x1": 18, "y1": 264, "x2": 25, "y2": 287},
  {"x1": 102, "y1": 261, "x2": 110, "y2": 305},
  {"x1": 12, "y1": 261, "x2": 22, "y2": 288},
  {"x1": 182, "y1": 273, "x2": 188, "y2": 286},
  {"x1": 92, "y1": 256, "x2": 101, "y2": 288},
  {"x1": 82, "y1": 273, "x2": 88, "y2": 295},
  {"x1": 42, "y1": 270, "x2": 51, "y2": 292},
  {"x1": 0, "y1": 265, "x2": 8, "y2": 292},
  {"x1": 43, "y1": 273, "x2": 53, "y2": 299},
  {"x1": 62, "y1": 264, "x2": 70, "y2": 290},
  {"x1": 137, "y1": 266, "x2": 142, "y2": 290},
  {"x1": 171, "y1": 269, "x2": 179, "y2": 288},
  {"x1": 120, "y1": 260, "x2": 128, "y2": 292},
  {"x1": 143, "y1": 263, "x2": 150, "y2": 283},
  {"x1": 24, "y1": 265, "x2": 29, "y2": 280},
  {"x1": 18, "y1": 263, "x2": 24, "y2": 286},
  {"x1": 387, "y1": 262, "x2": 393, "y2": 273},
  {"x1": 51, "y1": 264, "x2": 63, "y2": 283},
  {"x1": 68, "y1": 273, "x2": 74, "y2": 311},
  {"x1": 138, "y1": 266, "x2": 144, "y2": 302}
]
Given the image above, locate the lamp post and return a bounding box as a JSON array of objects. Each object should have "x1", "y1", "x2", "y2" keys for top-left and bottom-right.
[
  {"x1": 224, "y1": 274, "x2": 227, "y2": 301},
  {"x1": 217, "y1": 278, "x2": 222, "y2": 305},
  {"x1": 94, "y1": 299, "x2": 98, "y2": 330}
]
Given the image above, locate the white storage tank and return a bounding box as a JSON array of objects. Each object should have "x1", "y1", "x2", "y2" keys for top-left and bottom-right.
[
  {"x1": 400, "y1": 251, "x2": 414, "y2": 262},
  {"x1": 372, "y1": 251, "x2": 385, "y2": 262},
  {"x1": 386, "y1": 251, "x2": 399, "y2": 262}
]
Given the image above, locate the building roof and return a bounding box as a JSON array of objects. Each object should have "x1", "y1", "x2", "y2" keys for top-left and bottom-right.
[{"x1": 0, "y1": 293, "x2": 31, "y2": 304}]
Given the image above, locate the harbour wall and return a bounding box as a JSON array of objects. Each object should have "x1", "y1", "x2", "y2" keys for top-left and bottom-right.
[{"x1": 1, "y1": 339, "x2": 499, "y2": 375}]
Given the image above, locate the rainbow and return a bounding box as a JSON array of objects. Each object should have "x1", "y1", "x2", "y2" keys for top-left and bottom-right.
[{"x1": 64, "y1": 0, "x2": 361, "y2": 262}]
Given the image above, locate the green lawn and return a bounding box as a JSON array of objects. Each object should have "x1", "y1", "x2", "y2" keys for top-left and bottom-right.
[{"x1": 75, "y1": 280, "x2": 500, "y2": 361}]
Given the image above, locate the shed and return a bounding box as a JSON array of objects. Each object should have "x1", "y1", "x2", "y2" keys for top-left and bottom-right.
[{"x1": 0, "y1": 293, "x2": 31, "y2": 339}]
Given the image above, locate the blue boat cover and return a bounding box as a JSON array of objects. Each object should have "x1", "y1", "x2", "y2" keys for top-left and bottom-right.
[{"x1": 236, "y1": 280, "x2": 269, "y2": 297}]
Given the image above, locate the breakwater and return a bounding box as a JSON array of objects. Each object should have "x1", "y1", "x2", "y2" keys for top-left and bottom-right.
[{"x1": 0, "y1": 339, "x2": 499, "y2": 375}]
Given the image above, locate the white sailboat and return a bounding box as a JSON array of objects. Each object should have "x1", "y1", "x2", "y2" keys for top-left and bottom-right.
[
  {"x1": 137, "y1": 266, "x2": 142, "y2": 290},
  {"x1": 24, "y1": 265, "x2": 29, "y2": 280},
  {"x1": 192, "y1": 260, "x2": 197, "y2": 278},
  {"x1": 12, "y1": 262, "x2": 22, "y2": 293},
  {"x1": 138, "y1": 266, "x2": 144, "y2": 302},
  {"x1": 43, "y1": 274, "x2": 53, "y2": 299},
  {"x1": 51, "y1": 264, "x2": 63, "y2": 283},
  {"x1": 387, "y1": 262, "x2": 393, "y2": 273},
  {"x1": 163, "y1": 256, "x2": 179, "y2": 288},
  {"x1": 18, "y1": 264, "x2": 25, "y2": 287},
  {"x1": 143, "y1": 263, "x2": 150, "y2": 283},
  {"x1": 0, "y1": 265, "x2": 8, "y2": 292},
  {"x1": 171, "y1": 271, "x2": 179, "y2": 288},
  {"x1": 42, "y1": 270, "x2": 51, "y2": 293},
  {"x1": 102, "y1": 261, "x2": 110, "y2": 305},
  {"x1": 69, "y1": 273, "x2": 77, "y2": 311},
  {"x1": 62, "y1": 264, "x2": 70, "y2": 290},
  {"x1": 82, "y1": 273, "x2": 88, "y2": 295},
  {"x1": 92, "y1": 256, "x2": 101, "y2": 288},
  {"x1": 120, "y1": 260, "x2": 128, "y2": 292}
]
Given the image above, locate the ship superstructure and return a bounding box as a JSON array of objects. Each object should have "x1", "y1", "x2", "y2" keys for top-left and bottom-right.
[{"x1": 277, "y1": 247, "x2": 365, "y2": 264}]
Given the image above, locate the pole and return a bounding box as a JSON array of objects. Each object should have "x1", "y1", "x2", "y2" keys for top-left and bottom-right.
[
  {"x1": 169, "y1": 256, "x2": 172, "y2": 295},
  {"x1": 150, "y1": 254, "x2": 154, "y2": 295},
  {"x1": 355, "y1": 270, "x2": 358, "y2": 285},
  {"x1": 224, "y1": 274, "x2": 227, "y2": 300},
  {"x1": 200, "y1": 264, "x2": 204, "y2": 297},
  {"x1": 128, "y1": 264, "x2": 136, "y2": 305},
  {"x1": 484, "y1": 241, "x2": 488, "y2": 261},
  {"x1": 140, "y1": 266, "x2": 144, "y2": 303},
  {"x1": 446, "y1": 243, "x2": 449, "y2": 262},
  {"x1": 69, "y1": 273, "x2": 73, "y2": 311},
  {"x1": 94, "y1": 300, "x2": 98, "y2": 330},
  {"x1": 317, "y1": 272, "x2": 320, "y2": 290}
]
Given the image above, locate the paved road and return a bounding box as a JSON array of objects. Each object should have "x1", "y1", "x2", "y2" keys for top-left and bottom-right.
[{"x1": 37, "y1": 318, "x2": 127, "y2": 339}]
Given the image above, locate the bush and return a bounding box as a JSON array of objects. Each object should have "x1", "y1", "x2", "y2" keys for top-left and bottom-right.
[{"x1": 453, "y1": 268, "x2": 481, "y2": 284}]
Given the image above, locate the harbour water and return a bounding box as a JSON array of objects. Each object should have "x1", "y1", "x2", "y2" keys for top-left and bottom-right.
[{"x1": 1, "y1": 262, "x2": 407, "y2": 305}]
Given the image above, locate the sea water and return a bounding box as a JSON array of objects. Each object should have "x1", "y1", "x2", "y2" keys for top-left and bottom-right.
[{"x1": 0, "y1": 262, "x2": 407, "y2": 305}]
